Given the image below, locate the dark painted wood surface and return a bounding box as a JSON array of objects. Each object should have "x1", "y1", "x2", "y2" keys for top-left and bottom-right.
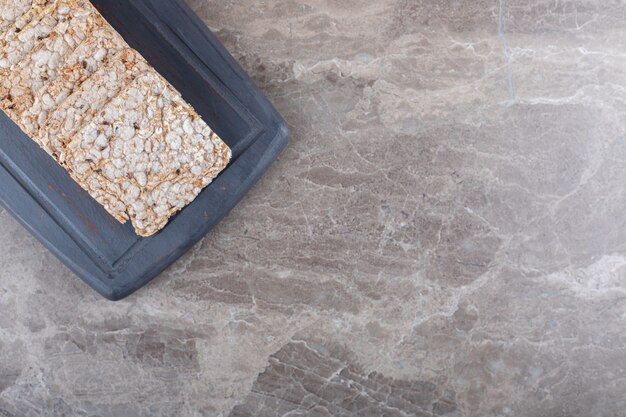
[{"x1": 0, "y1": 0, "x2": 289, "y2": 300}]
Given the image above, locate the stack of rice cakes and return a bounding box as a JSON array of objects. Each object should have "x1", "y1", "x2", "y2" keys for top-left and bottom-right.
[{"x1": 0, "y1": 0, "x2": 232, "y2": 236}]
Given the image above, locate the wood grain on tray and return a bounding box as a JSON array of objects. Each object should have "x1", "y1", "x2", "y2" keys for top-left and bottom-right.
[{"x1": 0, "y1": 0, "x2": 231, "y2": 236}]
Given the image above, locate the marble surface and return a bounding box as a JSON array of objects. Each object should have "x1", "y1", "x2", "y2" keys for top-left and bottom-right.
[{"x1": 1, "y1": 0, "x2": 626, "y2": 415}]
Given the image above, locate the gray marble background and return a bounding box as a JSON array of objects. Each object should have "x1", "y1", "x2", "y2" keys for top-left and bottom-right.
[{"x1": 1, "y1": 0, "x2": 626, "y2": 416}]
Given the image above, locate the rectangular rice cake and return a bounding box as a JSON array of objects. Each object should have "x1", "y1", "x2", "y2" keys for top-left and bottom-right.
[{"x1": 65, "y1": 71, "x2": 231, "y2": 236}]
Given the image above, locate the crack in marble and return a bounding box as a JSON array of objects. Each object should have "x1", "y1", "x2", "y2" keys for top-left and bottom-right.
[{"x1": 497, "y1": 0, "x2": 516, "y2": 104}]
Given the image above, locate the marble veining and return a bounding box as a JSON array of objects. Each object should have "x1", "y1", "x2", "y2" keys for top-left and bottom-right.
[{"x1": 1, "y1": 0, "x2": 626, "y2": 416}]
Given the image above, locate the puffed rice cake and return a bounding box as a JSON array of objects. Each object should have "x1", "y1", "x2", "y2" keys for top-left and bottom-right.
[
  {"x1": 0, "y1": 0, "x2": 52, "y2": 34},
  {"x1": 0, "y1": 0, "x2": 232, "y2": 236}
]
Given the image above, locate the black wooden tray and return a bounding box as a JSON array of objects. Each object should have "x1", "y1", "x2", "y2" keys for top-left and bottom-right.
[{"x1": 0, "y1": 0, "x2": 289, "y2": 300}]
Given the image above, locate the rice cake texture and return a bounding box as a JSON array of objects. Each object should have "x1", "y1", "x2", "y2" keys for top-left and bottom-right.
[
  {"x1": 0, "y1": 1, "x2": 70, "y2": 122},
  {"x1": 1, "y1": 0, "x2": 113, "y2": 127},
  {"x1": 18, "y1": 4, "x2": 127, "y2": 136},
  {"x1": 0, "y1": 0, "x2": 45, "y2": 32},
  {"x1": 42, "y1": 48, "x2": 148, "y2": 160},
  {"x1": 0, "y1": 0, "x2": 52, "y2": 35},
  {"x1": 0, "y1": 0, "x2": 232, "y2": 236},
  {"x1": 0, "y1": 1, "x2": 57, "y2": 70}
]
